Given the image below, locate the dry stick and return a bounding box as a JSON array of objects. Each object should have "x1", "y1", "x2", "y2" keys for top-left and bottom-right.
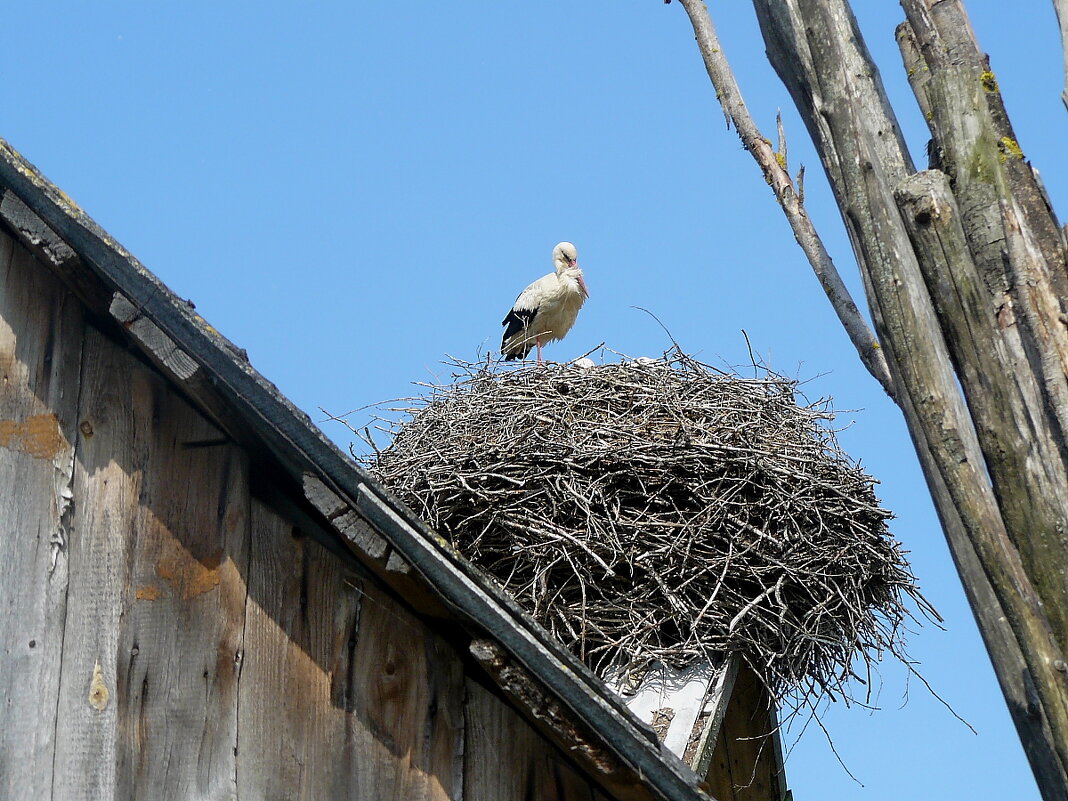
[
  {"x1": 674, "y1": 0, "x2": 894, "y2": 400},
  {"x1": 1058, "y1": 0, "x2": 1068, "y2": 112}
]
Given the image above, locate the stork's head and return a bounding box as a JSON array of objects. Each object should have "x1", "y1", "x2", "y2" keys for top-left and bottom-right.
[
  {"x1": 552, "y1": 241, "x2": 587, "y2": 298},
  {"x1": 553, "y1": 241, "x2": 579, "y2": 273}
]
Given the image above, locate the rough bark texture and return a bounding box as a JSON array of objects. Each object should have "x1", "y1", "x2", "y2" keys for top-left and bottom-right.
[
  {"x1": 742, "y1": 7, "x2": 1060, "y2": 772},
  {"x1": 895, "y1": 172, "x2": 1068, "y2": 799},
  {"x1": 897, "y1": 2, "x2": 1068, "y2": 783},
  {"x1": 677, "y1": 0, "x2": 1068, "y2": 796}
]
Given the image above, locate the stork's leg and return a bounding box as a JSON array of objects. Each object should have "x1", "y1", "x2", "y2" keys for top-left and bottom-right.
[{"x1": 536, "y1": 337, "x2": 543, "y2": 363}]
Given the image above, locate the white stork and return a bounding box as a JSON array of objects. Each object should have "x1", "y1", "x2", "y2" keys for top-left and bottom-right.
[{"x1": 501, "y1": 242, "x2": 589, "y2": 362}]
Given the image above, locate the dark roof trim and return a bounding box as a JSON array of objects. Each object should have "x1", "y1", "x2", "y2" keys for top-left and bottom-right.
[{"x1": 0, "y1": 139, "x2": 711, "y2": 801}]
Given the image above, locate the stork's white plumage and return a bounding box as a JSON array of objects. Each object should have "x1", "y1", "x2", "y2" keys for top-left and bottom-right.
[{"x1": 502, "y1": 242, "x2": 589, "y2": 362}]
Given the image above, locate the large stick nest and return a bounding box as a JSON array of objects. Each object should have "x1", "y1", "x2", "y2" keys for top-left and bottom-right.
[{"x1": 362, "y1": 352, "x2": 928, "y2": 703}]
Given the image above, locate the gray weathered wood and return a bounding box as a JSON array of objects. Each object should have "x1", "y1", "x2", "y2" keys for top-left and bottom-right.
[
  {"x1": 895, "y1": 171, "x2": 1068, "y2": 790},
  {"x1": 109, "y1": 293, "x2": 201, "y2": 382},
  {"x1": 0, "y1": 230, "x2": 82, "y2": 800},
  {"x1": 735, "y1": 2, "x2": 1068, "y2": 794},
  {"x1": 304, "y1": 472, "x2": 453, "y2": 618},
  {"x1": 237, "y1": 498, "x2": 360, "y2": 800},
  {"x1": 240, "y1": 496, "x2": 467, "y2": 801},
  {"x1": 344, "y1": 580, "x2": 464, "y2": 800},
  {"x1": 902, "y1": 0, "x2": 1067, "y2": 284},
  {"x1": 463, "y1": 678, "x2": 596, "y2": 801},
  {"x1": 701, "y1": 665, "x2": 785, "y2": 801},
  {"x1": 304, "y1": 472, "x2": 389, "y2": 560},
  {"x1": 897, "y1": 25, "x2": 1068, "y2": 800},
  {"x1": 1056, "y1": 0, "x2": 1068, "y2": 111},
  {"x1": 468, "y1": 638, "x2": 666, "y2": 801},
  {"x1": 53, "y1": 324, "x2": 250, "y2": 801},
  {"x1": 750, "y1": 0, "x2": 1029, "y2": 684},
  {"x1": 898, "y1": 6, "x2": 1068, "y2": 781},
  {"x1": 0, "y1": 189, "x2": 109, "y2": 312}
]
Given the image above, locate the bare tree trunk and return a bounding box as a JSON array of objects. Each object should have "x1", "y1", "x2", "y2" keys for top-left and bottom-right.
[{"x1": 673, "y1": 0, "x2": 1068, "y2": 796}]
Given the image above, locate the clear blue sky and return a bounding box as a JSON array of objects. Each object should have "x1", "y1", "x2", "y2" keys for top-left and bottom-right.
[{"x1": 4, "y1": 3, "x2": 1064, "y2": 799}]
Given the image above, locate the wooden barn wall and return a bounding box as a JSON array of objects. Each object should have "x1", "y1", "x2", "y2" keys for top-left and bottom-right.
[{"x1": 0, "y1": 229, "x2": 609, "y2": 801}]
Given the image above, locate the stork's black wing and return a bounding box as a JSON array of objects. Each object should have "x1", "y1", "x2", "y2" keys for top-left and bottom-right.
[{"x1": 501, "y1": 305, "x2": 538, "y2": 360}]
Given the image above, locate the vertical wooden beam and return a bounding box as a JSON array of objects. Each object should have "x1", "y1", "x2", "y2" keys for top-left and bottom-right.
[
  {"x1": 343, "y1": 580, "x2": 465, "y2": 800},
  {"x1": 237, "y1": 497, "x2": 468, "y2": 800},
  {"x1": 0, "y1": 232, "x2": 82, "y2": 799},
  {"x1": 463, "y1": 679, "x2": 596, "y2": 801},
  {"x1": 52, "y1": 326, "x2": 250, "y2": 801},
  {"x1": 701, "y1": 665, "x2": 785, "y2": 801},
  {"x1": 236, "y1": 499, "x2": 359, "y2": 800},
  {"x1": 239, "y1": 497, "x2": 465, "y2": 801}
]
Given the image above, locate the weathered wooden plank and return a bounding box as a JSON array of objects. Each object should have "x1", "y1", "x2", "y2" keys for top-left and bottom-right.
[
  {"x1": 344, "y1": 580, "x2": 465, "y2": 800},
  {"x1": 53, "y1": 324, "x2": 250, "y2": 801},
  {"x1": 0, "y1": 231, "x2": 82, "y2": 799},
  {"x1": 238, "y1": 494, "x2": 465, "y2": 801},
  {"x1": 302, "y1": 472, "x2": 451, "y2": 618},
  {"x1": 464, "y1": 678, "x2": 596, "y2": 801},
  {"x1": 0, "y1": 189, "x2": 109, "y2": 312},
  {"x1": 702, "y1": 666, "x2": 785, "y2": 801},
  {"x1": 688, "y1": 655, "x2": 740, "y2": 777},
  {"x1": 236, "y1": 499, "x2": 359, "y2": 800},
  {"x1": 468, "y1": 638, "x2": 662, "y2": 801}
]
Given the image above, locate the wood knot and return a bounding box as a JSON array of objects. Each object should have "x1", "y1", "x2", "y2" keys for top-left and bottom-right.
[{"x1": 89, "y1": 660, "x2": 110, "y2": 711}]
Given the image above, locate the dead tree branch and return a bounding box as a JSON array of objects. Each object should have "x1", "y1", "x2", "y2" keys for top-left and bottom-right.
[
  {"x1": 675, "y1": 0, "x2": 894, "y2": 398},
  {"x1": 672, "y1": 0, "x2": 1068, "y2": 794},
  {"x1": 1055, "y1": 0, "x2": 1068, "y2": 111},
  {"x1": 894, "y1": 172, "x2": 1068, "y2": 794}
]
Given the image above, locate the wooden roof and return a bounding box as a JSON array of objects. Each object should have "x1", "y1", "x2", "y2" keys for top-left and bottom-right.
[{"x1": 0, "y1": 138, "x2": 713, "y2": 801}]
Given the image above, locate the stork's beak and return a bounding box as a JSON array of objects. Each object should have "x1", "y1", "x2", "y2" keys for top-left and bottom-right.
[{"x1": 578, "y1": 273, "x2": 589, "y2": 299}]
